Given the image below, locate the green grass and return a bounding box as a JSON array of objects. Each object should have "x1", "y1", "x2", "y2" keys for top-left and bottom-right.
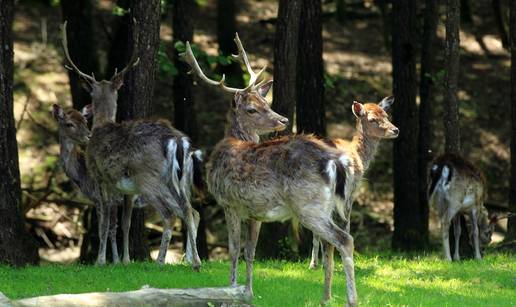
[{"x1": 1, "y1": 253, "x2": 515, "y2": 306}]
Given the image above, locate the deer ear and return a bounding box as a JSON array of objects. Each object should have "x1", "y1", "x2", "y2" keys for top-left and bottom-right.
[
  {"x1": 111, "y1": 75, "x2": 124, "y2": 90},
  {"x1": 379, "y1": 96, "x2": 394, "y2": 111},
  {"x1": 52, "y1": 104, "x2": 64, "y2": 121},
  {"x1": 81, "y1": 104, "x2": 93, "y2": 120},
  {"x1": 352, "y1": 101, "x2": 366, "y2": 118},
  {"x1": 257, "y1": 80, "x2": 273, "y2": 98},
  {"x1": 81, "y1": 81, "x2": 92, "y2": 94}
]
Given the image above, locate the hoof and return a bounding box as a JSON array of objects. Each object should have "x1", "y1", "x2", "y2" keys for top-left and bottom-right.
[
  {"x1": 309, "y1": 262, "x2": 318, "y2": 270},
  {"x1": 192, "y1": 264, "x2": 201, "y2": 272},
  {"x1": 96, "y1": 259, "x2": 106, "y2": 266},
  {"x1": 122, "y1": 258, "x2": 131, "y2": 265}
]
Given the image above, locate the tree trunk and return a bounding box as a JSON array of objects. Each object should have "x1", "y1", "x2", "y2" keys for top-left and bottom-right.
[
  {"x1": 391, "y1": 0, "x2": 427, "y2": 251},
  {"x1": 444, "y1": 0, "x2": 461, "y2": 154},
  {"x1": 336, "y1": 0, "x2": 346, "y2": 24},
  {"x1": 0, "y1": 0, "x2": 39, "y2": 266},
  {"x1": 460, "y1": 0, "x2": 473, "y2": 24},
  {"x1": 60, "y1": 0, "x2": 100, "y2": 110},
  {"x1": 492, "y1": 0, "x2": 509, "y2": 50},
  {"x1": 507, "y1": 0, "x2": 516, "y2": 242},
  {"x1": 256, "y1": 0, "x2": 303, "y2": 260},
  {"x1": 172, "y1": 0, "x2": 208, "y2": 260},
  {"x1": 216, "y1": 0, "x2": 244, "y2": 87},
  {"x1": 418, "y1": 0, "x2": 438, "y2": 253},
  {"x1": 296, "y1": 0, "x2": 325, "y2": 136}
]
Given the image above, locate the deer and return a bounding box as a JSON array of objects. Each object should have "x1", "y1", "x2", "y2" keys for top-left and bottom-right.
[
  {"x1": 429, "y1": 154, "x2": 496, "y2": 261},
  {"x1": 52, "y1": 104, "x2": 124, "y2": 264},
  {"x1": 181, "y1": 34, "x2": 399, "y2": 306},
  {"x1": 60, "y1": 22, "x2": 203, "y2": 269},
  {"x1": 308, "y1": 96, "x2": 397, "y2": 269}
]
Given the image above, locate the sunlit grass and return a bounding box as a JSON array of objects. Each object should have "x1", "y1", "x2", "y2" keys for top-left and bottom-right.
[{"x1": 0, "y1": 253, "x2": 515, "y2": 306}]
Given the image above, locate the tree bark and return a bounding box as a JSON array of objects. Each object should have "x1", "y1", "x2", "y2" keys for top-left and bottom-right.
[
  {"x1": 172, "y1": 0, "x2": 208, "y2": 260},
  {"x1": 0, "y1": 0, "x2": 39, "y2": 266},
  {"x1": 296, "y1": 0, "x2": 326, "y2": 136},
  {"x1": 507, "y1": 0, "x2": 516, "y2": 242},
  {"x1": 417, "y1": 0, "x2": 438, "y2": 253},
  {"x1": 391, "y1": 0, "x2": 427, "y2": 251},
  {"x1": 216, "y1": 0, "x2": 244, "y2": 87},
  {"x1": 444, "y1": 0, "x2": 461, "y2": 154},
  {"x1": 492, "y1": 0, "x2": 509, "y2": 50},
  {"x1": 60, "y1": 0, "x2": 100, "y2": 110}
]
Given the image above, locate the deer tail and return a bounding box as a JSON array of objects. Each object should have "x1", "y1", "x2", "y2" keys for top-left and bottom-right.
[{"x1": 322, "y1": 156, "x2": 348, "y2": 222}]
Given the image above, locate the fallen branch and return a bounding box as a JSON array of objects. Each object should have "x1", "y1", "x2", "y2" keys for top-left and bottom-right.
[{"x1": 5, "y1": 285, "x2": 251, "y2": 307}]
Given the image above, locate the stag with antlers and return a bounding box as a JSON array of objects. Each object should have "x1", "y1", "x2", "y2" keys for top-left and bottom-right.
[
  {"x1": 61, "y1": 22, "x2": 203, "y2": 268},
  {"x1": 181, "y1": 34, "x2": 398, "y2": 306}
]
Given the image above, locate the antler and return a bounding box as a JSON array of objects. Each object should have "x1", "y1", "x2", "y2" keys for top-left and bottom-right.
[
  {"x1": 180, "y1": 33, "x2": 267, "y2": 93},
  {"x1": 180, "y1": 41, "x2": 242, "y2": 93},
  {"x1": 61, "y1": 21, "x2": 96, "y2": 83},
  {"x1": 111, "y1": 19, "x2": 140, "y2": 81},
  {"x1": 232, "y1": 33, "x2": 266, "y2": 90}
]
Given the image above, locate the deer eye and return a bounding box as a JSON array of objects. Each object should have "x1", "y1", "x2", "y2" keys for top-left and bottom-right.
[
  {"x1": 66, "y1": 123, "x2": 74, "y2": 128},
  {"x1": 246, "y1": 108, "x2": 258, "y2": 115}
]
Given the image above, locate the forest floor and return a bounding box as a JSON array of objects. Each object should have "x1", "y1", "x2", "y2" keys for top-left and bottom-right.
[{"x1": 1, "y1": 253, "x2": 515, "y2": 306}]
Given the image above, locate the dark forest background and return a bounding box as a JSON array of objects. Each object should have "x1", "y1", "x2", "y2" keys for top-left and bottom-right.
[{"x1": 1, "y1": 0, "x2": 515, "y2": 265}]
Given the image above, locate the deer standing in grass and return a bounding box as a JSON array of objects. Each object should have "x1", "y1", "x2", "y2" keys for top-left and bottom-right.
[
  {"x1": 181, "y1": 34, "x2": 399, "y2": 306},
  {"x1": 309, "y1": 96, "x2": 398, "y2": 269},
  {"x1": 61, "y1": 22, "x2": 203, "y2": 268},
  {"x1": 429, "y1": 154, "x2": 495, "y2": 261},
  {"x1": 52, "y1": 105, "x2": 123, "y2": 263}
]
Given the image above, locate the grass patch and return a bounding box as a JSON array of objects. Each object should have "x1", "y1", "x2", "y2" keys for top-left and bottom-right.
[{"x1": 0, "y1": 253, "x2": 515, "y2": 306}]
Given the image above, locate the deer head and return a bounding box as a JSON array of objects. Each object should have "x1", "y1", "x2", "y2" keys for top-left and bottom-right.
[
  {"x1": 351, "y1": 96, "x2": 399, "y2": 139},
  {"x1": 180, "y1": 34, "x2": 288, "y2": 139},
  {"x1": 52, "y1": 104, "x2": 91, "y2": 145},
  {"x1": 61, "y1": 21, "x2": 139, "y2": 125}
]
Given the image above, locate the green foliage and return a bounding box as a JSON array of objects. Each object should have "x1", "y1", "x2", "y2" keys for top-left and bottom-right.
[
  {"x1": 424, "y1": 69, "x2": 446, "y2": 87},
  {"x1": 112, "y1": 5, "x2": 130, "y2": 17},
  {"x1": 157, "y1": 42, "x2": 178, "y2": 79},
  {"x1": 1, "y1": 254, "x2": 515, "y2": 306}
]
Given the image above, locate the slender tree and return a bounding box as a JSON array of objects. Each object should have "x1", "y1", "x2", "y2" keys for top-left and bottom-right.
[
  {"x1": 391, "y1": 0, "x2": 427, "y2": 251},
  {"x1": 418, "y1": 0, "x2": 439, "y2": 252},
  {"x1": 60, "y1": 0, "x2": 99, "y2": 110},
  {"x1": 296, "y1": 0, "x2": 325, "y2": 136},
  {"x1": 444, "y1": 0, "x2": 461, "y2": 154},
  {"x1": 492, "y1": 0, "x2": 509, "y2": 50},
  {"x1": 216, "y1": 0, "x2": 244, "y2": 87},
  {"x1": 172, "y1": 0, "x2": 208, "y2": 260},
  {"x1": 507, "y1": 0, "x2": 516, "y2": 242},
  {"x1": 257, "y1": 0, "x2": 303, "y2": 260},
  {"x1": 0, "y1": 0, "x2": 39, "y2": 265}
]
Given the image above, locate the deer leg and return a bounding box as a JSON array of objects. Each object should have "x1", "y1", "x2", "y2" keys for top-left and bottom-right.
[
  {"x1": 244, "y1": 219, "x2": 261, "y2": 296},
  {"x1": 156, "y1": 213, "x2": 173, "y2": 265},
  {"x1": 122, "y1": 196, "x2": 134, "y2": 265},
  {"x1": 441, "y1": 217, "x2": 452, "y2": 261},
  {"x1": 470, "y1": 209, "x2": 482, "y2": 260},
  {"x1": 96, "y1": 202, "x2": 110, "y2": 266},
  {"x1": 109, "y1": 205, "x2": 120, "y2": 264},
  {"x1": 309, "y1": 234, "x2": 320, "y2": 269},
  {"x1": 322, "y1": 241, "x2": 335, "y2": 302},
  {"x1": 182, "y1": 206, "x2": 201, "y2": 271},
  {"x1": 300, "y1": 212, "x2": 357, "y2": 307},
  {"x1": 185, "y1": 209, "x2": 200, "y2": 265},
  {"x1": 452, "y1": 215, "x2": 461, "y2": 261},
  {"x1": 225, "y1": 207, "x2": 241, "y2": 287}
]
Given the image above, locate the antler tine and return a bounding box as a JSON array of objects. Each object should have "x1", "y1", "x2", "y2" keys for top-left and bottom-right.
[
  {"x1": 111, "y1": 18, "x2": 140, "y2": 81},
  {"x1": 61, "y1": 21, "x2": 96, "y2": 83},
  {"x1": 180, "y1": 41, "x2": 242, "y2": 93},
  {"x1": 232, "y1": 33, "x2": 267, "y2": 89}
]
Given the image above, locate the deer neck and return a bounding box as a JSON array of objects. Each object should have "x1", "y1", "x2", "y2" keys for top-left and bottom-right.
[
  {"x1": 226, "y1": 110, "x2": 260, "y2": 143},
  {"x1": 58, "y1": 135, "x2": 84, "y2": 185},
  {"x1": 92, "y1": 102, "x2": 117, "y2": 128},
  {"x1": 350, "y1": 123, "x2": 380, "y2": 175}
]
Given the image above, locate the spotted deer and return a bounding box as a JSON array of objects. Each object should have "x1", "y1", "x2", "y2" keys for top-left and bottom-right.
[
  {"x1": 309, "y1": 96, "x2": 398, "y2": 269},
  {"x1": 61, "y1": 22, "x2": 203, "y2": 269},
  {"x1": 429, "y1": 154, "x2": 497, "y2": 261},
  {"x1": 181, "y1": 35, "x2": 399, "y2": 306}
]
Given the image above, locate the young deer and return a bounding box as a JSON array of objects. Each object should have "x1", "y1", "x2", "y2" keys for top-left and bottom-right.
[
  {"x1": 181, "y1": 35, "x2": 398, "y2": 306},
  {"x1": 61, "y1": 22, "x2": 203, "y2": 268},
  {"x1": 429, "y1": 154, "x2": 495, "y2": 261},
  {"x1": 309, "y1": 96, "x2": 398, "y2": 269}
]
